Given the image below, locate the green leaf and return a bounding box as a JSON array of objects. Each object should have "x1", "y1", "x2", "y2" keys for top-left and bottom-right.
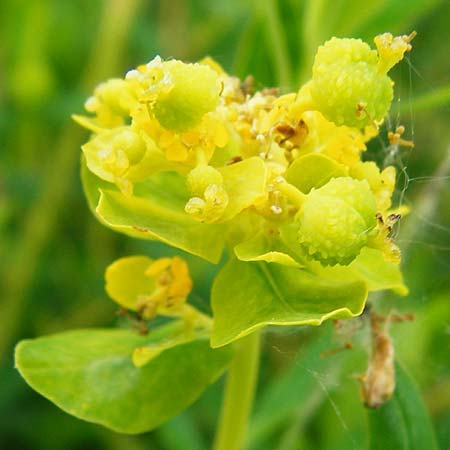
[
  {"x1": 15, "y1": 325, "x2": 233, "y2": 434},
  {"x1": 131, "y1": 330, "x2": 208, "y2": 368},
  {"x1": 97, "y1": 187, "x2": 225, "y2": 263},
  {"x1": 285, "y1": 153, "x2": 347, "y2": 193},
  {"x1": 81, "y1": 154, "x2": 116, "y2": 219},
  {"x1": 368, "y1": 362, "x2": 438, "y2": 450},
  {"x1": 82, "y1": 156, "x2": 226, "y2": 263},
  {"x1": 211, "y1": 258, "x2": 367, "y2": 347},
  {"x1": 311, "y1": 247, "x2": 408, "y2": 296},
  {"x1": 350, "y1": 248, "x2": 408, "y2": 295},
  {"x1": 130, "y1": 321, "x2": 211, "y2": 369}
]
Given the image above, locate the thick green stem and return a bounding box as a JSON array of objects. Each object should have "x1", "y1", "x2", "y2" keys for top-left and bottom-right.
[{"x1": 213, "y1": 331, "x2": 261, "y2": 450}]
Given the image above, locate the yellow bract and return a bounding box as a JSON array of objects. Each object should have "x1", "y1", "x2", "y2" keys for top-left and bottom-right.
[
  {"x1": 105, "y1": 255, "x2": 194, "y2": 320},
  {"x1": 375, "y1": 32, "x2": 416, "y2": 74}
]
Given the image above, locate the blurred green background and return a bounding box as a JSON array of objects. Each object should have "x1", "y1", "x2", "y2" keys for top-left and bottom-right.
[{"x1": 1, "y1": 0, "x2": 449, "y2": 449}]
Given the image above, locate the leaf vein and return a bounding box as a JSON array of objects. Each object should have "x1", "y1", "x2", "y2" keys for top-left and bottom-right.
[{"x1": 257, "y1": 262, "x2": 296, "y2": 314}]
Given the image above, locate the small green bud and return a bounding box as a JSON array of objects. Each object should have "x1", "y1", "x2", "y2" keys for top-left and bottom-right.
[
  {"x1": 186, "y1": 165, "x2": 223, "y2": 196},
  {"x1": 310, "y1": 37, "x2": 393, "y2": 128},
  {"x1": 296, "y1": 177, "x2": 377, "y2": 266}
]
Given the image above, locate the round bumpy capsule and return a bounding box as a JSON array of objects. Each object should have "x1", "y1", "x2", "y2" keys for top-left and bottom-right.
[
  {"x1": 310, "y1": 38, "x2": 393, "y2": 128},
  {"x1": 296, "y1": 177, "x2": 377, "y2": 266}
]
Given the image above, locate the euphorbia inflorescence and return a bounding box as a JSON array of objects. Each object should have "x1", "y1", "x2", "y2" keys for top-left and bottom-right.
[
  {"x1": 74, "y1": 32, "x2": 413, "y2": 327},
  {"x1": 13, "y1": 32, "x2": 416, "y2": 439}
]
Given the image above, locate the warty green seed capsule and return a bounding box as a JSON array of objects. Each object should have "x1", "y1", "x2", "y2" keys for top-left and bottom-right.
[
  {"x1": 295, "y1": 177, "x2": 377, "y2": 266},
  {"x1": 310, "y1": 37, "x2": 394, "y2": 128}
]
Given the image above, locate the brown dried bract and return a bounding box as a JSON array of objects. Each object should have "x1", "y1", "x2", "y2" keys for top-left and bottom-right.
[{"x1": 360, "y1": 311, "x2": 414, "y2": 408}]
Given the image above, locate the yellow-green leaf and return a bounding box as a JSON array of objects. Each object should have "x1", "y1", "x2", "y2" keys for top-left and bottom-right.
[
  {"x1": 132, "y1": 328, "x2": 209, "y2": 368},
  {"x1": 72, "y1": 114, "x2": 106, "y2": 134},
  {"x1": 15, "y1": 325, "x2": 233, "y2": 434},
  {"x1": 211, "y1": 258, "x2": 367, "y2": 347},
  {"x1": 311, "y1": 247, "x2": 408, "y2": 295},
  {"x1": 350, "y1": 248, "x2": 408, "y2": 295},
  {"x1": 81, "y1": 157, "x2": 226, "y2": 263}
]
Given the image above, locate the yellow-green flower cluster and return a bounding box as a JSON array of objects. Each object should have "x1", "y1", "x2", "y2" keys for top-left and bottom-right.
[
  {"x1": 105, "y1": 255, "x2": 207, "y2": 322},
  {"x1": 75, "y1": 33, "x2": 413, "y2": 268}
]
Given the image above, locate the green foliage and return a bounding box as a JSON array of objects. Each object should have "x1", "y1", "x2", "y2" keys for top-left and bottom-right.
[
  {"x1": 82, "y1": 157, "x2": 226, "y2": 263},
  {"x1": 308, "y1": 247, "x2": 408, "y2": 297},
  {"x1": 218, "y1": 157, "x2": 268, "y2": 222},
  {"x1": 234, "y1": 230, "x2": 302, "y2": 267},
  {"x1": 15, "y1": 25, "x2": 417, "y2": 443},
  {"x1": 211, "y1": 258, "x2": 367, "y2": 347},
  {"x1": 15, "y1": 325, "x2": 233, "y2": 434}
]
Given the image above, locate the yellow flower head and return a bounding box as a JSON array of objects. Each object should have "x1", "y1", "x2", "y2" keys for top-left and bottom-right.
[
  {"x1": 84, "y1": 78, "x2": 137, "y2": 128},
  {"x1": 105, "y1": 256, "x2": 193, "y2": 320}
]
